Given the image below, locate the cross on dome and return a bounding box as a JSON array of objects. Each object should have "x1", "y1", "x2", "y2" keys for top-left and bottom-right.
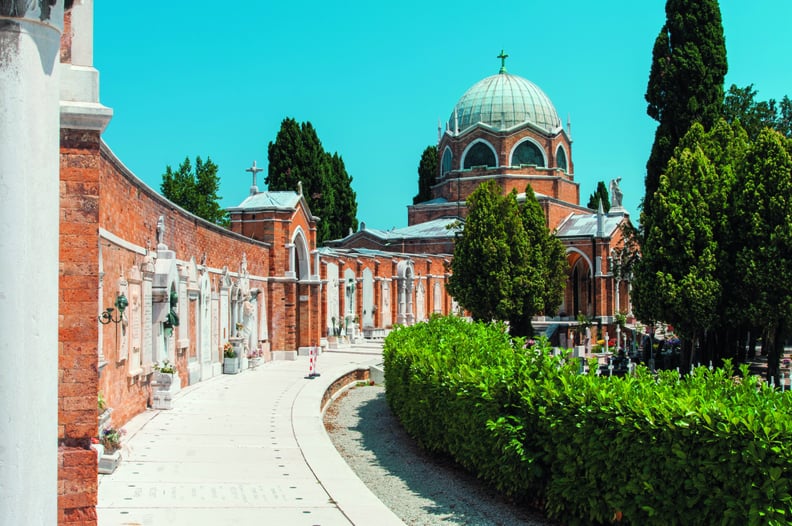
[{"x1": 497, "y1": 49, "x2": 509, "y2": 74}]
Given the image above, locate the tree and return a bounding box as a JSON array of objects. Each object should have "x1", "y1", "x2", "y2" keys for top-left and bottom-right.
[
  {"x1": 160, "y1": 156, "x2": 229, "y2": 226},
  {"x1": 413, "y1": 145, "x2": 438, "y2": 204},
  {"x1": 447, "y1": 181, "x2": 567, "y2": 337},
  {"x1": 644, "y1": 0, "x2": 727, "y2": 218},
  {"x1": 723, "y1": 83, "x2": 792, "y2": 139},
  {"x1": 633, "y1": 120, "x2": 746, "y2": 370},
  {"x1": 586, "y1": 181, "x2": 610, "y2": 212},
  {"x1": 632, "y1": 130, "x2": 723, "y2": 370},
  {"x1": 519, "y1": 185, "x2": 568, "y2": 334},
  {"x1": 327, "y1": 152, "x2": 358, "y2": 239},
  {"x1": 267, "y1": 118, "x2": 358, "y2": 243},
  {"x1": 731, "y1": 128, "x2": 792, "y2": 382}
]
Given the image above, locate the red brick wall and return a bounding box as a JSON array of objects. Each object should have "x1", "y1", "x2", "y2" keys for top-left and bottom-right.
[
  {"x1": 97, "y1": 145, "x2": 271, "y2": 424},
  {"x1": 59, "y1": 128, "x2": 102, "y2": 525},
  {"x1": 57, "y1": 136, "x2": 281, "y2": 524}
]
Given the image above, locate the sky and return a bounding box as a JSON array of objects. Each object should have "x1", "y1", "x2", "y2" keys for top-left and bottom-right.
[{"x1": 93, "y1": 1, "x2": 792, "y2": 231}]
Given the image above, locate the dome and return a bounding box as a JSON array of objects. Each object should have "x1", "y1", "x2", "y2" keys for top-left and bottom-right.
[{"x1": 449, "y1": 71, "x2": 562, "y2": 134}]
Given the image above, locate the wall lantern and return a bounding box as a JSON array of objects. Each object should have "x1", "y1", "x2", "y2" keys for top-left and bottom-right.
[{"x1": 99, "y1": 292, "x2": 128, "y2": 325}]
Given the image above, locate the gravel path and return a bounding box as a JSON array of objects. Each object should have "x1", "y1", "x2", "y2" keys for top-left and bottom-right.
[{"x1": 324, "y1": 384, "x2": 557, "y2": 526}]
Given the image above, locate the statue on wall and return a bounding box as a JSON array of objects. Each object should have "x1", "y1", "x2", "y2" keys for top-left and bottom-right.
[
  {"x1": 156, "y1": 215, "x2": 165, "y2": 248},
  {"x1": 609, "y1": 177, "x2": 623, "y2": 209},
  {"x1": 1, "y1": 1, "x2": 58, "y2": 22}
]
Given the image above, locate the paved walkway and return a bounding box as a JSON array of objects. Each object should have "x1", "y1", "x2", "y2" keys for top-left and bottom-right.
[{"x1": 97, "y1": 343, "x2": 404, "y2": 526}]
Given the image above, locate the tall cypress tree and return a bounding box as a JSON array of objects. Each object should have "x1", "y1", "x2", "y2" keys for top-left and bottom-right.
[
  {"x1": 644, "y1": 0, "x2": 727, "y2": 218},
  {"x1": 413, "y1": 145, "x2": 438, "y2": 204},
  {"x1": 327, "y1": 152, "x2": 358, "y2": 239},
  {"x1": 267, "y1": 118, "x2": 358, "y2": 243}
]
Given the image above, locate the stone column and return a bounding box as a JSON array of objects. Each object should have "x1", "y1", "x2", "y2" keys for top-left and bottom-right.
[{"x1": 0, "y1": 2, "x2": 64, "y2": 524}]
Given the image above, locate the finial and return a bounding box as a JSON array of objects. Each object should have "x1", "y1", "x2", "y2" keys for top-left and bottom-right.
[
  {"x1": 497, "y1": 49, "x2": 509, "y2": 74},
  {"x1": 246, "y1": 161, "x2": 263, "y2": 196},
  {"x1": 297, "y1": 180, "x2": 303, "y2": 197}
]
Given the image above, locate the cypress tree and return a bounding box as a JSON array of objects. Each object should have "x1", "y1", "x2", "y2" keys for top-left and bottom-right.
[
  {"x1": 586, "y1": 181, "x2": 611, "y2": 212},
  {"x1": 644, "y1": 0, "x2": 727, "y2": 218},
  {"x1": 413, "y1": 145, "x2": 438, "y2": 204},
  {"x1": 267, "y1": 118, "x2": 358, "y2": 243}
]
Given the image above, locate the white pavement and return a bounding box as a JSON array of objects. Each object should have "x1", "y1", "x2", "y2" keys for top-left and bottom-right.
[{"x1": 97, "y1": 343, "x2": 405, "y2": 526}]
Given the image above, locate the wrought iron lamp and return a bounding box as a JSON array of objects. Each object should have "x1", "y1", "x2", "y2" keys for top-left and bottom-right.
[{"x1": 99, "y1": 292, "x2": 128, "y2": 325}]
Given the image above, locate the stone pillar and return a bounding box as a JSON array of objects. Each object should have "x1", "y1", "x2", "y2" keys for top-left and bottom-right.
[{"x1": 0, "y1": 3, "x2": 65, "y2": 524}]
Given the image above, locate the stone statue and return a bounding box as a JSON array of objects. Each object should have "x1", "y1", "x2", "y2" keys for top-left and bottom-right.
[
  {"x1": 609, "y1": 177, "x2": 623, "y2": 209},
  {"x1": 156, "y1": 215, "x2": 165, "y2": 246}
]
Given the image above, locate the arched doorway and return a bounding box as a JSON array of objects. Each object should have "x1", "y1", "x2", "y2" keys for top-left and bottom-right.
[{"x1": 566, "y1": 249, "x2": 593, "y2": 317}]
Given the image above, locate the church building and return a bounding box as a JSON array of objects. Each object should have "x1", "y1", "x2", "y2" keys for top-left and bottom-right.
[{"x1": 330, "y1": 52, "x2": 634, "y2": 343}]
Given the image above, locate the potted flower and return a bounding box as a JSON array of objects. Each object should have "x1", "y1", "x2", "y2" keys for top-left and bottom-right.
[
  {"x1": 247, "y1": 347, "x2": 263, "y2": 369},
  {"x1": 153, "y1": 359, "x2": 175, "y2": 388},
  {"x1": 223, "y1": 342, "x2": 239, "y2": 374},
  {"x1": 97, "y1": 426, "x2": 126, "y2": 474}
]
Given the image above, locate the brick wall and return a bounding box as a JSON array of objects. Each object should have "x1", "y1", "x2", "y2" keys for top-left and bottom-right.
[{"x1": 59, "y1": 127, "x2": 102, "y2": 525}]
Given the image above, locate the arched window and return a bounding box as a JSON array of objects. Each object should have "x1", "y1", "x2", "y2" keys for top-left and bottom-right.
[
  {"x1": 556, "y1": 146, "x2": 568, "y2": 171},
  {"x1": 462, "y1": 141, "x2": 496, "y2": 169},
  {"x1": 441, "y1": 148, "x2": 453, "y2": 176},
  {"x1": 512, "y1": 140, "x2": 545, "y2": 167}
]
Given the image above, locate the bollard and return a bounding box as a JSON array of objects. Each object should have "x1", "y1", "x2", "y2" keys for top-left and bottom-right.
[
  {"x1": 312, "y1": 345, "x2": 321, "y2": 377},
  {"x1": 305, "y1": 347, "x2": 316, "y2": 380},
  {"x1": 304, "y1": 346, "x2": 322, "y2": 380}
]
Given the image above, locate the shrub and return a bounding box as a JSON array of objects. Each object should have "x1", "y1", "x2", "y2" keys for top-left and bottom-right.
[{"x1": 383, "y1": 315, "x2": 792, "y2": 525}]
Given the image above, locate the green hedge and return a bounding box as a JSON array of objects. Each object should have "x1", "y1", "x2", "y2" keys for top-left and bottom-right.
[{"x1": 383, "y1": 315, "x2": 792, "y2": 525}]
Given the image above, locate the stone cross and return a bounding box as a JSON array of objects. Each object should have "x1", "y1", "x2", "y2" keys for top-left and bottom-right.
[{"x1": 246, "y1": 161, "x2": 263, "y2": 195}]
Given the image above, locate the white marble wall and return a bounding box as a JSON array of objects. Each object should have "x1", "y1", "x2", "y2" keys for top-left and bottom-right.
[{"x1": 0, "y1": 4, "x2": 64, "y2": 523}]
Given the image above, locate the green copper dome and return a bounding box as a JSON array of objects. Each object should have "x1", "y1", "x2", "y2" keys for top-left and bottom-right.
[{"x1": 450, "y1": 71, "x2": 562, "y2": 134}]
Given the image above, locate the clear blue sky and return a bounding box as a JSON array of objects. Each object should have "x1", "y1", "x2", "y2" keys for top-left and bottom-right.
[{"x1": 94, "y1": 1, "x2": 792, "y2": 231}]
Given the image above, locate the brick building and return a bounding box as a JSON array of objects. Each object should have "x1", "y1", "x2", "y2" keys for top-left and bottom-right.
[
  {"x1": 331, "y1": 54, "x2": 634, "y2": 344},
  {"x1": 1, "y1": 4, "x2": 630, "y2": 525}
]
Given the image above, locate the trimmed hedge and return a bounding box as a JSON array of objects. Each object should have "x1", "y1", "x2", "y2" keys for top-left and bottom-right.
[{"x1": 383, "y1": 315, "x2": 792, "y2": 525}]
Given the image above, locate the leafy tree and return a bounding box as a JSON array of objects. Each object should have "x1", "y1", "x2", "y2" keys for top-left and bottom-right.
[
  {"x1": 586, "y1": 181, "x2": 610, "y2": 212},
  {"x1": 633, "y1": 120, "x2": 747, "y2": 369},
  {"x1": 644, "y1": 0, "x2": 727, "y2": 218},
  {"x1": 520, "y1": 186, "x2": 568, "y2": 332},
  {"x1": 160, "y1": 156, "x2": 229, "y2": 226},
  {"x1": 267, "y1": 118, "x2": 358, "y2": 243},
  {"x1": 447, "y1": 181, "x2": 567, "y2": 337},
  {"x1": 413, "y1": 145, "x2": 438, "y2": 204},
  {"x1": 633, "y1": 132, "x2": 722, "y2": 370},
  {"x1": 731, "y1": 128, "x2": 792, "y2": 382},
  {"x1": 723, "y1": 83, "x2": 792, "y2": 139}
]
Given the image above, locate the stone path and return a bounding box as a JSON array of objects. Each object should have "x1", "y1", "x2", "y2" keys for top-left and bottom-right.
[{"x1": 97, "y1": 343, "x2": 403, "y2": 526}]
